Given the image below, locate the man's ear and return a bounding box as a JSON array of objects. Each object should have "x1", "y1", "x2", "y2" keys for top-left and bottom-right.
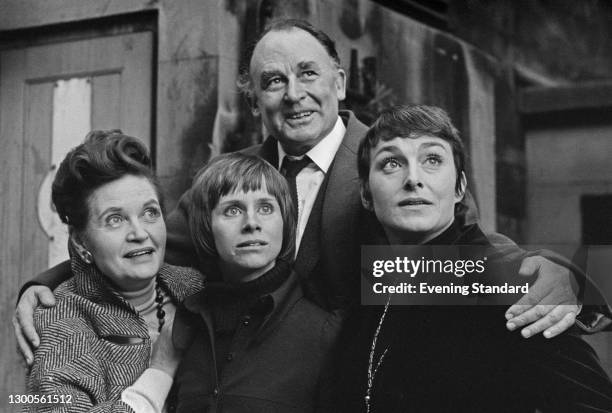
[
  {"x1": 455, "y1": 171, "x2": 467, "y2": 202},
  {"x1": 247, "y1": 92, "x2": 260, "y2": 117},
  {"x1": 360, "y1": 182, "x2": 374, "y2": 211},
  {"x1": 335, "y1": 68, "x2": 347, "y2": 102}
]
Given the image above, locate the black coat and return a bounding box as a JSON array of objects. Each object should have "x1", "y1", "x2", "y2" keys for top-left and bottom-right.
[
  {"x1": 171, "y1": 272, "x2": 340, "y2": 413},
  {"x1": 332, "y1": 221, "x2": 612, "y2": 413}
]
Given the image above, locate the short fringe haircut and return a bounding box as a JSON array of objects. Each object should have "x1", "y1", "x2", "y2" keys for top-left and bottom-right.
[{"x1": 189, "y1": 153, "x2": 296, "y2": 263}]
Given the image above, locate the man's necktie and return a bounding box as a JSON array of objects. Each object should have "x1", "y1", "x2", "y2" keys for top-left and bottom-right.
[{"x1": 280, "y1": 156, "x2": 311, "y2": 216}]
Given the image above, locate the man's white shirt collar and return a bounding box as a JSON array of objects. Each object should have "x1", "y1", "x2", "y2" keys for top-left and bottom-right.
[{"x1": 277, "y1": 116, "x2": 346, "y2": 173}]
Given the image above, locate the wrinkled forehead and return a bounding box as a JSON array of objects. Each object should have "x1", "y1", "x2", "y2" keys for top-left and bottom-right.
[
  {"x1": 249, "y1": 28, "x2": 335, "y2": 75},
  {"x1": 86, "y1": 175, "x2": 159, "y2": 214}
]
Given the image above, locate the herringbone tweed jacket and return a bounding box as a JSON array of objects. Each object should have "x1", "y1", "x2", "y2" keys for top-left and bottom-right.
[{"x1": 26, "y1": 257, "x2": 205, "y2": 413}]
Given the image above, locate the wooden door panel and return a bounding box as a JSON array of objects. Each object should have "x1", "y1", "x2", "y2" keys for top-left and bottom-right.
[
  {"x1": 0, "y1": 47, "x2": 27, "y2": 400},
  {"x1": 117, "y1": 33, "x2": 153, "y2": 141},
  {"x1": 25, "y1": 33, "x2": 152, "y2": 145},
  {"x1": 0, "y1": 48, "x2": 26, "y2": 278},
  {"x1": 92, "y1": 73, "x2": 121, "y2": 130},
  {"x1": 21, "y1": 82, "x2": 54, "y2": 277},
  {"x1": 0, "y1": 30, "x2": 153, "y2": 396},
  {"x1": 27, "y1": 34, "x2": 136, "y2": 77},
  {"x1": 1, "y1": 31, "x2": 153, "y2": 277}
]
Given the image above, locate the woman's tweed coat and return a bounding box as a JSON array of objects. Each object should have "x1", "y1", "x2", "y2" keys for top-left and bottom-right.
[{"x1": 26, "y1": 257, "x2": 205, "y2": 413}]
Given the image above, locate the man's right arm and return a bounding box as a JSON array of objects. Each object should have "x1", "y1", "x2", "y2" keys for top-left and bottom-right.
[
  {"x1": 15, "y1": 261, "x2": 71, "y2": 365},
  {"x1": 18, "y1": 260, "x2": 72, "y2": 301}
]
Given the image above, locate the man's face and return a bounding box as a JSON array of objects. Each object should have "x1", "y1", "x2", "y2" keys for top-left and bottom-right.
[{"x1": 249, "y1": 28, "x2": 346, "y2": 155}]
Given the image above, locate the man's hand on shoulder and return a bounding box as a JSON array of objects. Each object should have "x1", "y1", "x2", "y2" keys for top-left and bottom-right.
[
  {"x1": 505, "y1": 256, "x2": 581, "y2": 339},
  {"x1": 13, "y1": 285, "x2": 56, "y2": 366}
]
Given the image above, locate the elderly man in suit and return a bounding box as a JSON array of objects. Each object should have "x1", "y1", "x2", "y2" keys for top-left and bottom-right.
[
  {"x1": 165, "y1": 20, "x2": 369, "y2": 311},
  {"x1": 14, "y1": 19, "x2": 601, "y2": 365}
]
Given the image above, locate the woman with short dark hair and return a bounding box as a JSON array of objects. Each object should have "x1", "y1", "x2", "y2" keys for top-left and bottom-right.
[
  {"x1": 188, "y1": 153, "x2": 296, "y2": 266},
  {"x1": 171, "y1": 153, "x2": 339, "y2": 412},
  {"x1": 335, "y1": 105, "x2": 612, "y2": 412}
]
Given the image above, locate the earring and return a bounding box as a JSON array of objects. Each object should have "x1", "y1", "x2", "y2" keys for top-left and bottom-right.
[
  {"x1": 82, "y1": 250, "x2": 93, "y2": 264},
  {"x1": 362, "y1": 198, "x2": 374, "y2": 211}
]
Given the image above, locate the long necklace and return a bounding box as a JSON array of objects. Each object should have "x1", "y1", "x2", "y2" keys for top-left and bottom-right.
[
  {"x1": 365, "y1": 294, "x2": 391, "y2": 413},
  {"x1": 155, "y1": 280, "x2": 166, "y2": 332}
]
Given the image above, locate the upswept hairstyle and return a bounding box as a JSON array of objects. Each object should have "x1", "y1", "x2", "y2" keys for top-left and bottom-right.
[
  {"x1": 52, "y1": 130, "x2": 159, "y2": 232},
  {"x1": 189, "y1": 153, "x2": 296, "y2": 263},
  {"x1": 358, "y1": 104, "x2": 467, "y2": 196},
  {"x1": 236, "y1": 18, "x2": 342, "y2": 100}
]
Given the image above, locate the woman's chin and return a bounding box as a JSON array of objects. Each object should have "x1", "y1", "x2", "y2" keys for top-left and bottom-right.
[
  {"x1": 224, "y1": 259, "x2": 277, "y2": 283},
  {"x1": 382, "y1": 220, "x2": 446, "y2": 244},
  {"x1": 384, "y1": 215, "x2": 454, "y2": 242},
  {"x1": 106, "y1": 264, "x2": 162, "y2": 291},
  {"x1": 391, "y1": 222, "x2": 435, "y2": 237}
]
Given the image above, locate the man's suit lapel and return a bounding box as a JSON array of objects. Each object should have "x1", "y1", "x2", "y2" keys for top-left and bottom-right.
[
  {"x1": 256, "y1": 135, "x2": 279, "y2": 166},
  {"x1": 253, "y1": 112, "x2": 368, "y2": 308},
  {"x1": 321, "y1": 112, "x2": 368, "y2": 255},
  {"x1": 321, "y1": 115, "x2": 362, "y2": 240},
  {"x1": 302, "y1": 112, "x2": 368, "y2": 307}
]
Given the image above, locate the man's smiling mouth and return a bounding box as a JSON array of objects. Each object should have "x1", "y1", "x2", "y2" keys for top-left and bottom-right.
[{"x1": 286, "y1": 111, "x2": 314, "y2": 120}]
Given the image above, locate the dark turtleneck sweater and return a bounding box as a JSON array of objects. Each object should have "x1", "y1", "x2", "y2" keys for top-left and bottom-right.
[
  {"x1": 172, "y1": 258, "x2": 341, "y2": 413},
  {"x1": 334, "y1": 220, "x2": 612, "y2": 413},
  {"x1": 199, "y1": 259, "x2": 291, "y2": 376}
]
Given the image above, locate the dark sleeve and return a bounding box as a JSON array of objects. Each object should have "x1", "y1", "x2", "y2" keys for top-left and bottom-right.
[
  {"x1": 462, "y1": 188, "x2": 612, "y2": 330},
  {"x1": 572, "y1": 246, "x2": 612, "y2": 333},
  {"x1": 315, "y1": 311, "x2": 344, "y2": 412},
  {"x1": 531, "y1": 248, "x2": 612, "y2": 332},
  {"x1": 526, "y1": 332, "x2": 612, "y2": 412},
  {"x1": 17, "y1": 260, "x2": 72, "y2": 302},
  {"x1": 164, "y1": 188, "x2": 199, "y2": 269},
  {"x1": 485, "y1": 231, "x2": 612, "y2": 332},
  {"x1": 462, "y1": 188, "x2": 602, "y2": 309}
]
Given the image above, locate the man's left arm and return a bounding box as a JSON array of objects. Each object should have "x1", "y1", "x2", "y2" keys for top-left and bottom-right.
[{"x1": 486, "y1": 232, "x2": 612, "y2": 338}]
